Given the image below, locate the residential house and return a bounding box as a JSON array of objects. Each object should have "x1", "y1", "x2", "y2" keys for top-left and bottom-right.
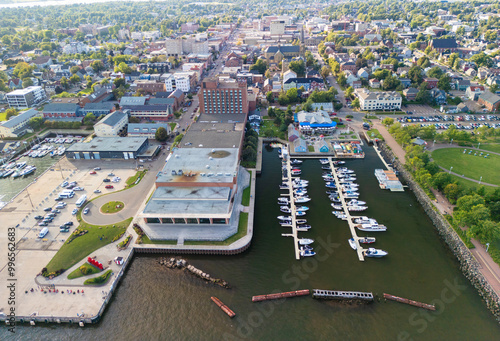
[
  {"x1": 283, "y1": 77, "x2": 325, "y2": 91},
  {"x1": 358, "y1": 91, "x2": 402, "y2": 111},
  {"x1": 352, "y1": 80, "x2": 362, "y2": 89},
  {"x1": 82, "y1": 102, "x2": 115, "y2": 117},
  {"x1": 424, "y1": 78, "x2": 438, "y2": 89},
  {"x1": 344, "y1": 71, "x2": 358, "y2": 87},
  {"x1": 288, "y1": 124, "x2": 300, "y2": 142},
  {"x1": 429, "y1": 39, "x2": 458, "y2": 53},
  {"x1": 0, "y1": 108, "x2": 42, "y2": 138},
  {"x1": 430, "y1": 89, "x2": 447, "y2": 105},
  {"x1": 340, "y1": 61, "x2": 357, "y2": 73},
  {"x1": 31, "y1": 56, "x2": 53, "y2": 69},
  {"x1": 94, "y1": 110, "x2": 128, "y2": 137},
  {"x1": 478, "y1": 92, "x2": 500, "y2": 112},
  {"x1": 456, "y1": 79, "x2": 471, "y2": 91},
  {"x1": 357, "y1": 68, "x2": 369, "y2": 79},
  {"x1": 292, "y1": 138, "x2": 307, "y2": 153},
  {"x1": 369, "y1": 78, "x2": 381, "y2": 88},
  {"x1": 457, "y1": 102, "x2": 469, "y2": 112},
  {"x1": 168, "y1": 89, "x2": 185, "y2": 111},
  {"x1": 283, "y1": 69, "x2": 297, "y2": 83},
  {"x1": 465, "y1": 85, "x2": 485, "y2": 101},
  {"x1": 127, "y1": 123, "x2": 171, "y2": 138},
  {"x1": 121, "y1": 105, "x2": 173, "y2": 121},
  {"x1": 477, "y1": 68, "x2": 489, "y2": 80},
  {"x1": 403, "y1": 87, "x2": 418, "y2": 101},
  {"x1": 465, "y1": 68, "x2": 477, "y2": 77},
  {"x1": 8, "y1": 79, "x2": 22, "y2": 89},
  {"x1": 486, "y1": 75, "x2": 500, "y2": 87}
]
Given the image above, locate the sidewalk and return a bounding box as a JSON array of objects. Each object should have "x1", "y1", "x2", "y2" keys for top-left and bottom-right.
[{"x1": 373, "y1": 123, "x2": 406, "y2": 164}]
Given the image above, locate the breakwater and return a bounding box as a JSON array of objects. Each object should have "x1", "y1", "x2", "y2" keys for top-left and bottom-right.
[
  {"x1": 378, "y1": 141, "x2": 500, "y2": 321},
  {"x1": 158, "y1": 257, "x2": 230, "y2": 288}
]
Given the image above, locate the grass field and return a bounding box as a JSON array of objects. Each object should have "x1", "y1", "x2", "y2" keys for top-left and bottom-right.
[
  {"x1": 67, "y1": 263, "x2": 101, "y2": 279},
  {"x1": 432, "y1": 148, "x2": 500, "y2": 186},
  {"x1": 100, "y1": 201, "x2": 124, "y2": 214},
  {"x1": 477, "y1": 144, "x2": 500, "y2": 154},
  {"x1": 125, "y1": 169, "x2": 147, "y2": 187},
  {"x1": 45, "y1": 217, "x2": 132, "y2": 274},
  {"x1": 84, "y1": 269, "x2": 113, "y2": 286},
  {"x1": 0, "y1": 112, "x2": 7, "y2": 121},
  {"x1": 141, "y1": 235, "x2": 177, "y2": 245},
  {"x1": 367, "y1": 128, "x2": 384, "y2": 140},
  {"x1": 241, "y1": 171, "x2": 252, "y2": 206},
  {"x1": 184, "y1": 212, "x2": 248, "y2": 246}
]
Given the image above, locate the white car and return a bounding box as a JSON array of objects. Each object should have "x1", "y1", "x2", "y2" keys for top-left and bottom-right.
[
  {"x1": 83, "y1": 207, "x2": 90, "y2": 215},
  {"x1": 61, "y1": 181, "x2": 69, "y2": 187},
  {"x1": 72, "y1": 208, "x2": 78, "y2": 215},
  {"x1": 56, "y1": 203, "x2": 67, "y2": 209},
  {"x1": 73, "y1": 187, "x2": 84, "y2": 191}
]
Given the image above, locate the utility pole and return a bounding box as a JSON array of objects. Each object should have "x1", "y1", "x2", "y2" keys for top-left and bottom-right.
[{"x1": 25, "y1": 187, "x2": 34, "y2": 209}]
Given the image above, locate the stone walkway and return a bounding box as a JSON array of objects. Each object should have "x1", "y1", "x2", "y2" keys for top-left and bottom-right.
[{"x1": 373, "y1": 123, "x2": 407, "y2": 164}]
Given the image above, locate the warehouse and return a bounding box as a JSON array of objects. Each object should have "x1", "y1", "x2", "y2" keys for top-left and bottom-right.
[{"x1": 66, "y1": 137, "x2": 148, "y2": 160}]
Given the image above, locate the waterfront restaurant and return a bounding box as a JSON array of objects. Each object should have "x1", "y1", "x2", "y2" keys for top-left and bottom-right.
[
  {"x1": 139, "y1": 147, "x2": 243, "y2": 225},
  {"x1": 295, "y1": 110, "x2": 337, "y2": 135}
]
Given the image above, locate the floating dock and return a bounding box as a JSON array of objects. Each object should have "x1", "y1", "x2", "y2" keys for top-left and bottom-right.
[
  {"x1": 211, "y1": 296, "x2": 236, "y2": 318},
  {"x1": 252, "y1": 289, "x2": 310, "y2": 302},
  {"x1": 383, "y1": 293, "x2": 436, "y2": 311},
  {"x1": 312, "y1": 289, "x2": 374, "y2": 302},
  {"x1": 327, "y1": 157, "x2": 365, "y2": 261}
]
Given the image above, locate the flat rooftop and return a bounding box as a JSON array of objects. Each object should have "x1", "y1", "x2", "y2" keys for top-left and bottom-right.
[
  {"x1": 182, "y1": 121, "x2": 244, "y2": 149},
  {"x1": 67, "y1": 137, "x2": 147, "y2": 152},
  {"x1": 156, "y1": 148, "x2": 239, "y2": 184},
  {"x1": 142, "y1": 186, "x2": 232, "y2": 217}
]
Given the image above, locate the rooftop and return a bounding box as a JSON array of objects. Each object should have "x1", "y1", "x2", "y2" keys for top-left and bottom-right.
[
  {"x1": 156, "y1": 148, "x2": 239, "y2": 184},
  {"x1": 120, "y1": 96, "x2": 147, "y2": 106},
  {"x1": 96, "y1": 111, "x2": 127, "y2": 127},
  {"x1": 67, "y1": 137, "x2": 147, "y2": 152},
  {"x1": 7, "y1": 86, "x2": 43, "y2": 96},
  {"x1": 0, "y1": 109, "x2": 40, "y2": 129}
]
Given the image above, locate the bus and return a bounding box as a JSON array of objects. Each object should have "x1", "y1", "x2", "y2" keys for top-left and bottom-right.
[{"x1": 75, "y1": 194, "x2": 87, "y2": 208}]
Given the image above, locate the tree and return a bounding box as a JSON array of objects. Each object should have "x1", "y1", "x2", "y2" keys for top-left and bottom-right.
[
  {"x1": 83, "y1": 113, "x2": 96, "y2": 126},
  {"x1": 70, "y1": 66, "x2": 81, "y2": 74},
  {"x1": 444, "y1": 183, "x2": 460, "y2": 203},
  {"x1": 437, "y1": 75, "x2": 451, "y2": 92},
  {"x1": 432, "y1": 172, "x2": 452, "y2": 191},
  {"x1": 114, "y1": 77, "x2": 126, "y2": 88},
  {"x1": 5, "y1": 109, "x2": 17, "y2": 119},
  {"x1": 382, "y1": 117, "x2": 394, "y2": 126},
  {"x1": 351, "y1": 98, "x2": 360, "y2": 108},
  {"x1": 60, "y1": 76, "x2": 69, "y2": 89},
  {"x1": 345, "y1": 86, "x2": 354, "y2": 98},
  {"x1": 277, "y1": 92, "x2": 289, "y2": 106},
  {"x1": 22, "y1": 78, "x2": 33, "y2": 88},
  {"x1": 155, "y1": 127, "x2": 168, "y2": 142},
  {"x1": 337, "y1": 73, "x2": 347, "y2": 87},
  {"x1": 288, "y1": 60, "x2": 305, "y2": 77},
  {"x1": 320, "y1": 66, "x2": 331, "y2": 79},
  {"x1": 28, "y1": 117, "x2": 44, "y2": 130},
  {"x1": 286, "y1": 88, "x2": 299, "y2": 103},
  {"x1": 408, "y1": 66, "x2": 424, "y2": 85},
  {"x1": 249, "y1": 59, "x2": 267, "y2": 74},
  {"x1": 69, "y1": 74, "x2": 81, "y2": 84},
  {"x1": 426, "y1": 66, "x2": 444, "y2": 79},
  {"x1": 417, "y1": 56, "x2": 430, "y2": 68},
  {"x1": 266, "y1": 91, "x2": 274, "y2": 103},
  {"x1": 90, "y1": 60, "x2": 105, "y2": 73}
]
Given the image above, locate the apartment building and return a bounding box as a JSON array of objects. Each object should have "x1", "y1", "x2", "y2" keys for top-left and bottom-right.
[
  {"x1": 358, "y1": 91, "x2": 402, "y2": 111},
  {"x1": 6, "y1": 86, "x2": 47, "y2": 109}
]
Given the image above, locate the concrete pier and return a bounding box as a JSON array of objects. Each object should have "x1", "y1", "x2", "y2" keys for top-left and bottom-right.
[
  {"x1": 327, "y1": 157, "x2": 365, "y2": 261},
  {"x1": 280, "y1": 144, "x2": 301, "y2": 260}
]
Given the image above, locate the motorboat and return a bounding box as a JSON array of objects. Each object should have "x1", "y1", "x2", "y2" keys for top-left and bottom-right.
[
  {"x1": 11, "y1": 171, "x2": 20, "y2": 178},
  {"x1": 290, "y1": 159, "x2": 303, "y2": 165},
  {"x1": 348, "y1": 205, "x2": 368, "y2": 212},
  {"x1": 326, "y1": 190, "x2": 338, "y2": 195},
  {"x1": 358, "y1": 237, "x2": 376, "y2": 244},
  {"x1": 296, "y1": 206, "x2": 309, "y2": 211},
  {"x1": 297, "y1": 224, "x2": 311, "y2": 230},
  {"x1": 330, "y1": 197, "x2": 341, "y2": 204},
  {"x1": 323, "y1": 177, "x2": 335, "y2": 182},
  {"x1": 293, "y1": 178, "x2": 309, "y2": 184},
  {"x1": 278, "y1": 215, "x2": 291, "y2": 221},
  {"x1": 300, "y1": 249, "x2": 316, "y2": 257},
  {"x1": 280, "y1": 221, "x2": 292, "y2": 226},
  {"x1": 295, "y1": 197, "x2": 311, "y2": 203},
  {"x1": 294, "y1": 188, "x2": 307, "y2": 195},
  {"x1": 333, "y1": 160, "x2": 345, "y2": 165},
  {"x1": 331, "y1": 204, "x2": 343, "y2": 210},
  {"x1": 301, "y1": 245, "x2": 313, "y2": 251},
  {"x1": 336, "y1": 167, "x2": 354, "y2": 173},
  {"x1": 296, "y1": 219, "x2": 307, "y2": 224},
  {"x1": 364, "y1": 248, "x2": 388, "y2": 258},
  {"x1": 332, "y1": 212, "x2": 348, "y2": 220},
  {"x1": 321, "y1": 165, "x2": 332, "y2": 170},
  {"x1": 357, "y1": 224, "x2": 387, "y2": 232},
  {"x1": 280, "y1": 206, "x2": 292, "y2": 213},
  {"x1": 319, "y1": 159, "x2": 329, "y2": 165},
  {"x1": 347, "y1": 199, "x2": 366, "y2": 206},
  {"x1": 338, "y1": 178, "x2": 356, "y2": 183},
  {"x1": 348, "y1": 238, "x2": 357, "y2": 250},
  {"x1": 325, "y1": 183, "x2": 336, "y2": 189},
  {"x1": 354, "y1": 216, "x2": 377, "y2": 225},
  {"x1": 22, "y1": 166, "x2": 36, "y2": 177},
  {"x1": 298, "y1": 238, "x2": 314, "y2": 245},
  {"x1": 296, "y1": 211, "x2": 306, "y2": 217},
  {"x1": 322, "y1": 174, "x2": 334, "y2": 179},
  {"x1": 291, "y1": 170, "x2": 301, "y2": 175},
  {"x1": 2, "y1": 169, "x2": 15, "y2": 178},
  {"x1": 279, "y1": 184, "x2": 289, "y2": 190},
  {"x1": 344, "y1": 193, "x2": 360, "y2": 199},
  {"x1": 16, "y1": 161, "x2": 27, "y2": 169},
  {"x1": 278, "y1": 197, "x2": 289, "y2": 203}
]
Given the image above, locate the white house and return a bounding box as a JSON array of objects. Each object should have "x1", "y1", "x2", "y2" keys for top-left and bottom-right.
[
  {"x1": 94, "y1": 111, "x2": 128, "y2": 137},
  {"x1": 127, "y1": 123, "x2": 171, "y2": 138},
  {"x1": 344, "y1": 70, "x2": 358, "y2": 86},
  {"x1": 283, "y1": 69, "x2": 297, "y2": 83},
  {"x1": 358, "y1": 91, "x2": 402, "y2": 111},
  {"x1": 357, "y1": 68, "x2": 369, "y2": 79}
]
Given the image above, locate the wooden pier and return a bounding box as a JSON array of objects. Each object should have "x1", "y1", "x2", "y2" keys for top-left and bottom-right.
[
  {"x1": 280, "y1": 144, "x2": 301, "y2": 260},
  {"x1": 312, "y1": 289, "x2": 374, "y2": 302},
  {"x1": 327, "y1": 157, "x2": 365, "y2": 261},
  {"x1": 252, "y1": 289, "x2": 310, "y2": 302},
  {"x1": 383, "y1": 293, "x2": 436, "y2": 311}
]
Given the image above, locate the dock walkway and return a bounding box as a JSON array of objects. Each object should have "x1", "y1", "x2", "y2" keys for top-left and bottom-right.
[{"x1": 327, "y1": 157, "x2": 365, "y2": 261}]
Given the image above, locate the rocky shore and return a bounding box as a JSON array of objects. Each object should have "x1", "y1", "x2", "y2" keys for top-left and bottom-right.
[{"x1": 158, "y1": 257, "x2": 230, "y2": 289}]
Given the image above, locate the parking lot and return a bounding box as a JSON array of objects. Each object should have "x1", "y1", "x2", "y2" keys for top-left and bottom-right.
[
  {"x1": 404, "y1": 104, "x2": 440, "y2": 116},
  {"x1": 14, "y1": 160, "x2": 137, "y2": 251},
  {"x1": 397, "y1": 114, "x2": 500, "y2": 130}
]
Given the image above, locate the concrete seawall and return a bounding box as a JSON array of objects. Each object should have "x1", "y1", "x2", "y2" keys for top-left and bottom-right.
[{"x1": 378, "y1": 142, "x2": 500, "y2": 322}]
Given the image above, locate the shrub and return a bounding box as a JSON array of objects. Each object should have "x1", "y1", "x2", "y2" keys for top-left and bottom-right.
[
  {"x1": 84, "y1": 270, "x2": 112, "y2": 285},
  {"x1": 80, "y1": 264, "x2": 91, "y2": 275}
]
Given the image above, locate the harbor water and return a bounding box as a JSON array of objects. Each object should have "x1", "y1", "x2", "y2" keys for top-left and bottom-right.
[{"x1": 2, "y1": 146, "x2": 500, "y2": 340}]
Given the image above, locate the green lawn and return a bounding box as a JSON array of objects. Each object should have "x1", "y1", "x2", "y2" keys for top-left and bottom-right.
[
  {"x1": 367, "y1": 129, "x2": 384, "y2": 140},
  {"x1": 308, "y1": 145, "x2": 315, "y2": 152},
  {"x1": 432, "y1": 148, "x2": 500, "y2": 186},
  {"x1": 84, "y1": 269, "x2": 113, "y2": 286},
  {"x1": 259, "y1": 119, "x2": 281, "y2": 137},
  {"x1": 241, "y1": 171, "x2": 252, "y2": 206},
  {"x1": 100, "y1": 201, "x2": 124, "y2": 214},
  {"x1": 449, "y1": 175, "x2": 496, "y2": 194},
  {"x1": 67, "y1": 263, "x2": 101, "y2": 279},
  {"x1": 141, "y1": 235, "x2": 177, "y2": 245},
  {"x1": 125, "y1": 169, "x2": 147, "y2": 187},
  {"x1": 0, "y1": 112, "x2": 7, "y2": 121},
  {"x1": 184, "y1": 212, "x2": 248, "y2": 246},
  {"x1": 169, "y1": 122, "x2": 177, "y2": 131},
  {"x1": 45, "y1": 217, "x2": 132, "y2": 274},
  {"x1": 477, "y1": 144, "x2": 500, "y2": 154}
]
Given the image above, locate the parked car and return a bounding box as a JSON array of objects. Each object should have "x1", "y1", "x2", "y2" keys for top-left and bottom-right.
[
  {"x1": 73, "y1": 187, "x2": 84, "y2": 191},
  {"x1": 72, "y1": 208, "x2": 78, "y2": 215},
  {"x1": 103, "y1": 178, "x2": 110, "y2": 183},
  {"x1": 90, "y1": 171, "x2": 96, "y2": 175},
  {"x1": 94, "y1": 189, "x2": 101, "y2": 194},
  {"x1": 83, "y1": 207, "x2": 90, "y2": 215},
  {"x1": 34, "y1": 215, "x2": 44, "y2": 220},
  {"x1": 61, "y1": 181, "x2": 69, "y2": 187},
  {"x1": 108, "y1": 173, "x2": 115, "y2": 176},
  {"x1": 64, "y1": 221, "x2": 74, "y2": 226},
  {"x1": 94, "y1": 167, "x2": 101, "y2": 170},
  {"x1": 54, "y1": 197, "x2": 64, "y2": 201},
  {"x1": 43, "y1": 207, "x2": 52, "y2": 212},
  {"x1": 51, "y1": 209, "x2": 61, "y2": 214},
  {"x1": 105, "y1": 185, "x2": 114, "y2": 189},
  {"x1": 38, "y1": 222, "x2": 48, "y2": 227}
]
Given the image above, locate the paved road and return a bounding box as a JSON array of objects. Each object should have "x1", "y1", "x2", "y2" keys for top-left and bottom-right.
[{"x1": 81, "y1": 152, "x2": 168, "y2": 225}]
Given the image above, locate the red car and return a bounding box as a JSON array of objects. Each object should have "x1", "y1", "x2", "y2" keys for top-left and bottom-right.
[
  {"x1": 105, "y1": 185, "x2": 114, "y2": 189},
  {"x1": 90, "y1": 171, "x2": 96, "y2": 175},
  {"x1": 346, "y1": 118, "x2": 352, "y2": 121}
]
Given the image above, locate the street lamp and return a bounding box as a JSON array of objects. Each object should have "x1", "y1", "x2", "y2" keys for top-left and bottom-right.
[
  {"x1": 450, "y1": 138, "x2": 453, "y2": 145},
  {"x1": 479, "y1": 176, "x2": 482, "y2": 185},
  {"x1": 486, "y1": 243, "x2": 490, "y2": 253},
  {"x1": 478, "y1": 142, "x2": 481, "y2": 149},
  {"x1": 449, "y1": 166, "x2": 453, "y2": 174}
]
